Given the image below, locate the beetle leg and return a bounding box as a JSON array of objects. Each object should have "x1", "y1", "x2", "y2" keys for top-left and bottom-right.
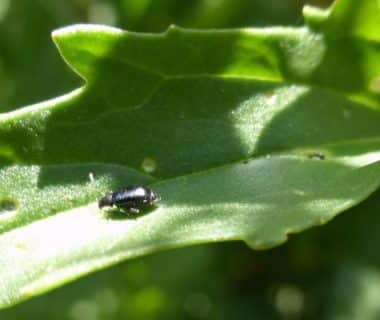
[
  {"x1": 119, "y1": 203, "x2": 140, "y2": 214},
  {"x1": 128, "y1": 207, "x2": 140, "y2": 213}
]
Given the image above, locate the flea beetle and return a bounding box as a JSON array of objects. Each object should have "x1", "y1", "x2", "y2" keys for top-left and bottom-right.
[{"x1": 98, "y1": 185, "x2": 161, "y2": 213}]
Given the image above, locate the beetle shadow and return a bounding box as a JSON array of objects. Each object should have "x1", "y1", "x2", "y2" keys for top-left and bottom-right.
[{"x1": 102, "y1": 205, "x2": 159, "y2": 220}]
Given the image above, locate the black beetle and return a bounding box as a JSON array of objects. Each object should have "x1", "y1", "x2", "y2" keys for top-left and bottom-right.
[{"x1": 98, "y1": 185, "x2": 161, "y2": 213}]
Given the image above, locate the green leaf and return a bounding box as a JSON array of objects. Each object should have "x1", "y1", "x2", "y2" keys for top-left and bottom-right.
[
  {"x1": 1, "y1": 0, "x2": 380, "y2": 308},
  {"x1": 304, "y1": 0, "x2": 380, "y2": 42}
]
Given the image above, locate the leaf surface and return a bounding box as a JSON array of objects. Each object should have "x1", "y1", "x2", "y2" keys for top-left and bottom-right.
[{"x1": 0, "y1": 0, "x2": 380, "y2": 308}]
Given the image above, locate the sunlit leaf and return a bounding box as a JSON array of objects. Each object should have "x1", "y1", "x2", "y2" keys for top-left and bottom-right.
[{"x1": 0, "y1": 0, "x2": 379, "y2": 308}]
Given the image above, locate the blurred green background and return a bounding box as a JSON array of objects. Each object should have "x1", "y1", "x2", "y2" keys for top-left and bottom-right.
[{"x1": 5, "y1": 1, "x2": 380, "y2": 320}]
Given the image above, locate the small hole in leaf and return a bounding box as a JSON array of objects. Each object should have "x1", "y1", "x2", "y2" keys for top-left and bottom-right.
[
  {"x1": 141, "y1": 157, "x2": 157, "y2": 173},
  {"x1": 0, "y1": 197, "x2": 18, "y2": 214}
]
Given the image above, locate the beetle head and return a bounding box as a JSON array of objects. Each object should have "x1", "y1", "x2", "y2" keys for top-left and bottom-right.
[
  {"x1": 98, "y1": 193, "x2": 113, "y2": 209},
  {"x1": 149, "y1": 190, "x2": 161, "y2": 204}
]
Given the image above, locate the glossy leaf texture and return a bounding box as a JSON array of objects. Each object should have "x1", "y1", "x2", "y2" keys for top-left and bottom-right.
[{"x1": 0, "y1": 0, "x2": 379, "y2": 309}]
